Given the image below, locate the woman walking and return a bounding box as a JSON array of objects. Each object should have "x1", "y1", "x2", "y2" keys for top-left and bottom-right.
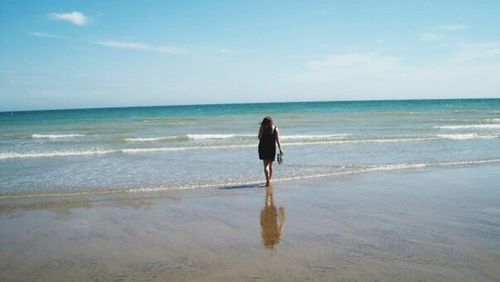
[{"x1": 258, "y1": 116, "x2": 283, "y2": 186}]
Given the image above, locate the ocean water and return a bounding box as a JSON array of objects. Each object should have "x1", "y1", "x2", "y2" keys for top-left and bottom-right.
[{"x1": 1, "y1": 99, "x2": 499, "y2": 198}]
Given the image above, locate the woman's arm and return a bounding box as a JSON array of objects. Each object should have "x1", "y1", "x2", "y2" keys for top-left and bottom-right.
[
  {"x1": 258, "y1": 126, "x2": 263, "y2": 140},
  {"x1": 275, "y1": 127, "x2": 283, "y2": 153}
]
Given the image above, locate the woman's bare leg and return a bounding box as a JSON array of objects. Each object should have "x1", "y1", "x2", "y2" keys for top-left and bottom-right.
[
  {"x1": 269, "y1": 161, "x2": 273, "y2": 181},
  {"x1": 263, "y1": 160, "x2": 271, "y2": 186}
]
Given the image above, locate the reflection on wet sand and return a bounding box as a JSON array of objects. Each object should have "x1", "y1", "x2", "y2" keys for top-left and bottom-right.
[
  {"x1": 260, "y1": 186, "x2": 285, "y2": 249},
  {"x1": 0, "y1": 194, "x2": 165, "y2": 214},
  {"x1": 0, "y1": 199, "x2": 93, "y2": 215}
]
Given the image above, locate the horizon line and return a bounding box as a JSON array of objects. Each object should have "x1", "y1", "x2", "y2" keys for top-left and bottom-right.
[{"x1": 2, "y1": 97, "x2": 499, "y2": 114}]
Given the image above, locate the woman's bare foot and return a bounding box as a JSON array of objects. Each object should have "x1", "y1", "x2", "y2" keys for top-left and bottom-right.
[{"x1": 265, "y1": 181, "x2": 270, "y2": 187}]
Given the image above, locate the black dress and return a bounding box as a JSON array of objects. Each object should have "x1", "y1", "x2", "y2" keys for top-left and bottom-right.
[{"x1": 258, "y1": 127, "x2": 277, "y2": 161}]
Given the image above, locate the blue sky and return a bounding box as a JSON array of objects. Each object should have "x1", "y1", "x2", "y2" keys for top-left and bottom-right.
[{"x1": 1, "y1": 0, "x2": 499, "y2": 111}]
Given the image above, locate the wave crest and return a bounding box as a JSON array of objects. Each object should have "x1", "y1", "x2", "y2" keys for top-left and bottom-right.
[
  {"x1": 437, "y1": 134, "x2": 498, "y2": 140},
  {"x1": 124, "y1": 136, "x2": 188, "y2": 142},
  {"x1": 435, "y1": 124, "x2": 500, "y2": 130},
  {"x1": 3, "y1": 134, "x2": 499, "y2": 160},
  {"x1": 0, "y1": 149, "x2": 114, "y2": 159},
  {"x1": 125, "y1": 134, "x2": 255, "y2": 142},
  {"x1": 124, "y1": 133, "x2": 352, "y2": 142},
  {"x1": 32, "y1": 134, "x2": 85, "y2": 139},
  {"x1": 281, "y1": 134, "x2": 350, "y2": 141},
  {"x1": 186, "y1": 134, "x2": 254, "y2": 140}
]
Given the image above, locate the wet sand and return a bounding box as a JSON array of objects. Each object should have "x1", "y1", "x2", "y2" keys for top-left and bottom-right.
[{"x1": 1, "y1": 165, "x2": 500, "y2": 281}]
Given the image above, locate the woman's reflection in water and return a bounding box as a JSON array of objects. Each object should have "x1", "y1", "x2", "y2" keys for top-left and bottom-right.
[{"x1": 260, "y1": 186, "x2": 285, "y2": 249}]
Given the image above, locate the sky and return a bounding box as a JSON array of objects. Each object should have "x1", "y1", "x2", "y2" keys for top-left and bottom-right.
[{"x1": 1, "y1": 0, "x2": 499, "y2": 111}]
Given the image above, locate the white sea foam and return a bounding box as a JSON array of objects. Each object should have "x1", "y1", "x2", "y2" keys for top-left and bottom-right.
[
  {"x1": 0, "y1": 149, "x2": 114, "y2": 160},
  {"x1": 0, "y1": 138, "x2": 417, "y2": 159},
  {"x1": 125, "y1": 133, "x2": 353, "y2": 142},
  {"x1": 437, "y1": 134, "x2": 498, "y2": 140},
  {"x1": 284, "y1": 137, "x2": 440, "y2": 146},
  {"x1": 0, "y1": 145, "x2": 256, "y2": 159},
  {"x1": 275, "y1": 159, "x2": 500, "y2": 182},
  {"x1": 124, "y1": 136, "x2": 184, "y2": 142},
  {"x1": 187, "y1": 133, "x2": 353, "y2": 141},
  {"x1": 435, "y1": 124, "x2": 500, "y2": 130},
  {"x1": 187, "y1": 134, "x2": 254, "y2": 140},
  {"x1": 2, "y1": 134, "x2": 498, "y2": 160},
  {"x1": 125, "y1": 134, "x2": 255, "y2": 142},
  {"x1": 0, "y1": 136, "x2": 457, "y2": 160},
  {"x1": 280, "y1": 134, "x2": 350, "y2": 140},
  {"x1": 121, "y1": 144, "x2": 255, "y2": 154},
  {"x1": 32, "y1": 134, "x2": 85, "y2": 139}
]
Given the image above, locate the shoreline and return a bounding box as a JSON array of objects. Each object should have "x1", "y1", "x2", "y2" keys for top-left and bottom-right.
[
  {"x1": 1, "y1": 165, "x2": 500, "y2": 281},
  {"x1": 2, "y1": 158, "x2": 500, "y2": 202}
]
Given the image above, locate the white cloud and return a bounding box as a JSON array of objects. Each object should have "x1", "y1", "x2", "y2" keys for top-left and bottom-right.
[
  {"x1": 279, "y1": 52, "x2": 402, "y2": 96},
  {"x1": 420, "y1": 32, "x2": 441, "y2": 42},
  {"x1": 301, "y1": 52, "x2": 399, "y2": 80},
  {"x1": 95, "y1": 41, "x2": 149, "y2": 50},
  {"x1": 312, "y1": 10, "x2": 328, "y2": 15},
  {"x1": 28, "y1": 31, "x2": 67, "y2": 39},
  {"x1": 48, "y1": 11, "x2": 88, "y2": 26},
  {"x1": 453, "y1": 42, "x2": 500, "y2": 63},
  {"x1": 420, "y1": 24, "x2": 470, "y2": 42},
  {"x1": 280, "y1": 49, "x2": 500, "y2": 100},
  {"x1": 436, "y1": 24, "x2": 470, "y2": 31},
  {"x1": 156, "y1": 46, "x2": 187, "y2": 54},
  {"x1": 93, "y1": 40, "x2": 187, "y2": 54},
  {"x1": 212, "y1": 48, "x2": 236, "y2": 55}
]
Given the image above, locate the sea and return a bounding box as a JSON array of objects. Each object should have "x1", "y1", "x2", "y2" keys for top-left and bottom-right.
[{"x1": 1, "y1": 99, "x2": 499, "y2": 199}]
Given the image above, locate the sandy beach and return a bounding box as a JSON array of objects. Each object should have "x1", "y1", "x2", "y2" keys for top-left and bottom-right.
[
  {"x1": 1, "y1": 164, "x2": 499, "y2": 281},
  {"x1": 2, "y1": 0, "x2": 500, "y2": 280}
]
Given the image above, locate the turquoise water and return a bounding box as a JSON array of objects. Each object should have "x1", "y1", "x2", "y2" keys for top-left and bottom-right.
[{"x1": 1, "y1": 99, "x2": 500, "y2": 198}]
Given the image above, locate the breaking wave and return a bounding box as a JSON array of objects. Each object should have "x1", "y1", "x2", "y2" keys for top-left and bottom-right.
[
  {"x1": 124, "y1": 133, "x2": 350, "y2": 142},
  {"x1": 3, "y1": 134, "x2": 498, "y2": 160},
  {"x1": 437, "y1": 134, "x2": 498, "y2": 140},
  {"x1": 435, "y1": 124, "x2": 500, "y2": 130},
  {"x1": 32, "y1": 134, "x2": 85, "y2": 139}
]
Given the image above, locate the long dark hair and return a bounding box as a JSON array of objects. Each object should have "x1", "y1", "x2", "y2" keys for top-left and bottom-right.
[{"x1": 260, "y1": 116, "x2": 274, "y2": 134}]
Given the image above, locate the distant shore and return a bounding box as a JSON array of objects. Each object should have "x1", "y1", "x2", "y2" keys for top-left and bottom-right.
[{"x1": 1, "y1": 164, "x2": 499, "y2": 281}]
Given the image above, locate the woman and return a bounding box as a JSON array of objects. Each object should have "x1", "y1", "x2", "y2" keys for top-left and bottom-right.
[{"x1": 258, "y1": 116, "x2": 283, "y2": 186}]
